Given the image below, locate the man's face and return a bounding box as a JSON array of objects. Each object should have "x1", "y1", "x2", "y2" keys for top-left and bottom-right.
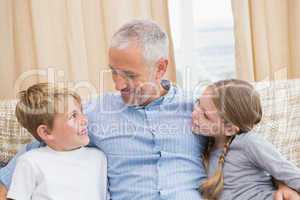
[{"x1": 109, "y1": 45, "x2": 163, "y2": 106}]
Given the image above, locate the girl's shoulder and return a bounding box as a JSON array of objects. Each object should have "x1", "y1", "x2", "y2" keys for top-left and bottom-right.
[{"x1": 231, "y1": 131, "x2": 270, "y2": 150}]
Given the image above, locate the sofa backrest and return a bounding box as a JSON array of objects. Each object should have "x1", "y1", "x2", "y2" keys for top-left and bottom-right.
[
  {"x1": 253, "y1": 79, "x2": 300, "y2": 167},
  {"x1": 0, "y1": 79, "x2": 300, "y2": 167},
  {"x1": 0, "y1": 100, "x2": 34, "y2": 167}
]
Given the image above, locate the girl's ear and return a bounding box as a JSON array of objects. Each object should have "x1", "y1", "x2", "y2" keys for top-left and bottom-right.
[
  {"x1": 224, "y1": 124, "x2": 240, "y2": 136},
  {"x1": 37, "y1": 125, "x2": 54, "y2": 141}
]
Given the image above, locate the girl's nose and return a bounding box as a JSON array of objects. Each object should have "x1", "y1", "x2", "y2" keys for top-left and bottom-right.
[{"x1": 80, "y1": 114, "x2": 88, "y2": 126}]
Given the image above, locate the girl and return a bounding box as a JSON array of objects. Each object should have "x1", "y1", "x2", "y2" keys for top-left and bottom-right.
[{"x1": 192, "y1": 79, "x2": 300, "y2": 200}]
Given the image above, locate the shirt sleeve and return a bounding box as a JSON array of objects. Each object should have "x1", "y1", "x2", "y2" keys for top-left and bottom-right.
[
  {"x1": 6, "y1": 157, "x2": 38, "y2": 200},
  {"x1": 243, "y1": 134, "x2": 300, "y2": 192},
  {"x1": 0, "y1": 141, "x2": 42, "y2": 189}
]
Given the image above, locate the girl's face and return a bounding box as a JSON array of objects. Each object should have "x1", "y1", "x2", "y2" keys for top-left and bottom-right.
[{"x1": 192, "y1": 88, "x2": 236, "y2": 137}]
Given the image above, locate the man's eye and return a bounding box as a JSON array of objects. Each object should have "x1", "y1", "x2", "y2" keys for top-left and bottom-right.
[
  {"x1": 111, "y1": 70, "x2": 118, "y2": 75},
  {"x1": 125, "y1": 74, "x2": 138, "y2": 79}
]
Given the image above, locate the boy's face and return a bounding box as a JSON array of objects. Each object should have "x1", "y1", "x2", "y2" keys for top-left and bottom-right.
[{"x1": 49, "y1": 96, "x2": 89, "y2": 151}]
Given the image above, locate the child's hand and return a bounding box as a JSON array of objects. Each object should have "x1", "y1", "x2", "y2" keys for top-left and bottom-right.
[{"x1": 274, "y1": 183, "x2": 300, "y2": 200}]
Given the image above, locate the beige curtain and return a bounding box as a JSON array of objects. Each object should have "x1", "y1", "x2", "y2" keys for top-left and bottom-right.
[
  {"x1": 0, "y1": 0, "x2": 176, "y2": 99},
  {"x1": 232, "y1": 0, "x2": 300, "y2": 81}
]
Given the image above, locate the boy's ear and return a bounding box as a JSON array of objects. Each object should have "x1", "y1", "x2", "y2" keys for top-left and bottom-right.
[
  {"x1": 224, "y1": 124, "x2": 240, "y2": 136},
  {"x1": 36, "y1": 125, "x2": 53, "y2": 141}
]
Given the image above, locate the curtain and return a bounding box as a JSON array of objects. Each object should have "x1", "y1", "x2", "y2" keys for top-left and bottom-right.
[
  {"x1": 232, "y1": 0, "x2": 300, "y2": 81},
  {"x1": 0, "y1": 0, "x2": 176, "y2": 99}
]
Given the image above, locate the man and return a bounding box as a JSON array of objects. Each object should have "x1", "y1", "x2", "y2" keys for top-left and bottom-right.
[
  {"x1": 0, "y1": 20, "x2": 298, "y2": 200},
  {"x1": 1, "y1": 19, "x2": 207, "y2": 200}
]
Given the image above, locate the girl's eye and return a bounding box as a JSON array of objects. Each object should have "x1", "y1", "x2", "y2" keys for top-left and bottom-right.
[{"x1": 203, "y1": 112, "x2": 209, "y2": 119}]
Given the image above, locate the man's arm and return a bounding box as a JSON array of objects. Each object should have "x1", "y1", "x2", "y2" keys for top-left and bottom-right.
[{"x1": 0, "y1": 141, "x2": 42, "y2": 189}]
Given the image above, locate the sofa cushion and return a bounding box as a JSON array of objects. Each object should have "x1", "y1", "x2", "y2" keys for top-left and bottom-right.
[
  {"x1": 0, "y1": 100, "x2": 34, "y2": 167},
  {"x1": 254, "y1": 79, "x2": 300, "y2": 167}
]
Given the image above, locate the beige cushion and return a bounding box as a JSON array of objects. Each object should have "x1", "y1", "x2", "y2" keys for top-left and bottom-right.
[
  {"x1": 0, "y1": 100, "x2": 34, "y2": 167},
  {"x1": 0, "y1": 79, "x2": 299, "y2": 167},
  {"x1": 254, "y1": 79, "x2": 300, "y2": 167}
]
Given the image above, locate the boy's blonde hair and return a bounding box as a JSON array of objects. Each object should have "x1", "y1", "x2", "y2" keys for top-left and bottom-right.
[
  {"x1": 200, "y1": 79, "x2": 262, "y2": 199},
  {"x1": 15, "y1": 83, "x2": 81, "y2": 142}
]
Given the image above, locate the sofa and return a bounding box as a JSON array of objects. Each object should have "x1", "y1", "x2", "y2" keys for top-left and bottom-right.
[{"x1": 0, "y1": 79, "x2": 300, "y2": 168}]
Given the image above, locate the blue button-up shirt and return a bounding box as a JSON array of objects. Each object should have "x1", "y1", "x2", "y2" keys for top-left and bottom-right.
[{"x1": 0, "y1": 81, "x2": 207, "y2": 200}]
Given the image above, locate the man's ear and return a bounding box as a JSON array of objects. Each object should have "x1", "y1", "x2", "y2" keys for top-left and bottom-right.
[
  {"x1": 224, "y1": 124, "x2": 240, "y2": 136},
  {"x1": 154, "y1": 58, "x2": 168, "y2": 80},
  {"x1": 36, "y1": 125, "x2": 53, "y2": 141}
]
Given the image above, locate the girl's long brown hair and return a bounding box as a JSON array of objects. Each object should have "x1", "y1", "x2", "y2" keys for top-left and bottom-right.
[{"x1": 200, "y1": 79, "x2": 262, "y2": 199}]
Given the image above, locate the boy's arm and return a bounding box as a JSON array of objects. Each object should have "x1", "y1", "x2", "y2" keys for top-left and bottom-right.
[{"x1": 0, "y1": 141, "x2": 42, "y2": 189}]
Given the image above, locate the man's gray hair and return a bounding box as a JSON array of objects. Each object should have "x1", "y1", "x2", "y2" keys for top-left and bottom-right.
[{"x1": 110, "y1": 19, "x2": 169, "y2": 66}]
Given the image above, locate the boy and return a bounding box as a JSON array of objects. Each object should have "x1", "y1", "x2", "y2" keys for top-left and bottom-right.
[{"x1": 6, "y1": 83, "x2": 107, "y2": 200}]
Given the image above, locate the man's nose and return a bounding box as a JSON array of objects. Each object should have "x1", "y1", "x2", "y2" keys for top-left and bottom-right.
[{"x1": 113, "y1": 74, "x2": 128, "y2": 91}]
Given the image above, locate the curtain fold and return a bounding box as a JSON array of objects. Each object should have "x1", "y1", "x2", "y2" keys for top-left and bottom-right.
[
  {"x1": 0, "y1": 0, "x2": 176, "y2": 99},
  {"x1": 232, "y1": 0, "x2": 300, "y2": 81}
]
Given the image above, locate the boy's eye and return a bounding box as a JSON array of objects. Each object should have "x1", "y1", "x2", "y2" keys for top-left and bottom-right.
[{"x1": 70, "y1": 112, "x2": 77, "y2": 119}]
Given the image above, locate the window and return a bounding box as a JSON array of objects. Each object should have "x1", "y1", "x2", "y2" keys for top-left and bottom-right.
[{"x1": 169, "y1": 0, "x2": 236, "y2": 91}]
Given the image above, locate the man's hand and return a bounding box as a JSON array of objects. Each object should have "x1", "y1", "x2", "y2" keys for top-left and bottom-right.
[
  {"x1": 0, "y1": 184, "x2": 7, "y2": 200},
  {"x1": 274, "y1": 182, "x2": 300, "y2": 200}
]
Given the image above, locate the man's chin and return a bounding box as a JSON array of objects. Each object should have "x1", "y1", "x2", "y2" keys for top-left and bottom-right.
[{"x1": 121, "y1": 94, "x2": 135, "y2": 105}]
